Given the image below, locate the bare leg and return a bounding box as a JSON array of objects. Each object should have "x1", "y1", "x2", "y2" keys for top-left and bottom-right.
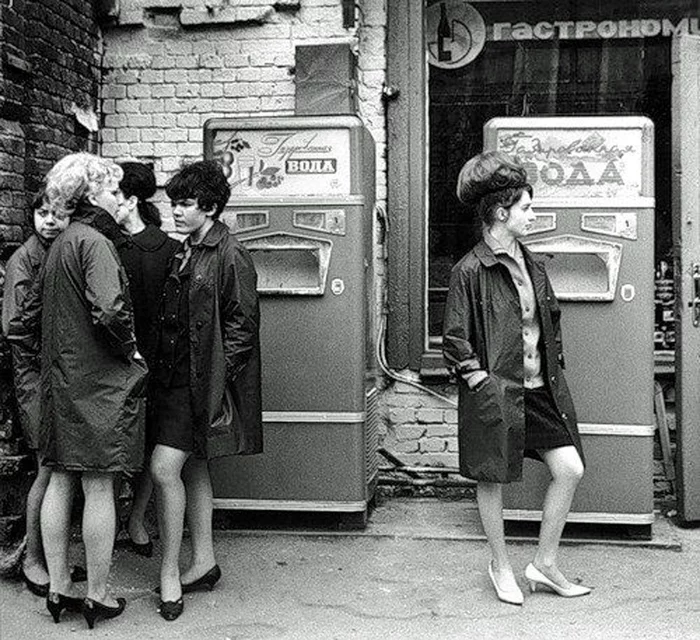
[
  {"x1": 41, "y1": 470, "x2": 79, "y2": 595},
  {"x1": 128, "y1": 470, "x2": 153, "y2": 545},
  {"x1": 81, "y1": 472, "x2": 118, "y2": 605},
  {"x1": 476, "y1": 481, "x2": 518, "y2": 591},
  {"x1": 533, "y1": 446, "x2": 584, "y2": 586},
  {"x1": 151, "y1": 445, "x2": 189, "y2": 603},
  {"x1": 180, "y1": 457, "x2": 216, "y2": 584},
  {"x1": 23, "y1": 459, "x2": 52, "y2": 585}
]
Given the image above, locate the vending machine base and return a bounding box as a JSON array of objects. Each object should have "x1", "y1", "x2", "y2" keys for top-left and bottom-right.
[
  {"x1": 503, "y1": 426, "x2": 655, "y2": 530},
  {"x1": 210, "y1": 387, "x2": 379, "y2": 524}
]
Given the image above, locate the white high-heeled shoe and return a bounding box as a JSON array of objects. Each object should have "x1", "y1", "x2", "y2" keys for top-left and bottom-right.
[
  {"x1": 525, "y1": 563, "x2": 591, "y2": 597},
  {"x1": 488, "y1": 561, "x2": 524, "y2": 606}
]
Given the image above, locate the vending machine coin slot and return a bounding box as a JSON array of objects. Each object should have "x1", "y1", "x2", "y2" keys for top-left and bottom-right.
[
  {"x1": 525, "y1": 213, "x2": 557, "y2": 235},
  {"x1": 293, "y1": 209, "x2": 347, "y2": 235},
  {"x1": 221, "y1": 209, "x2": 270, "y2": 233}
]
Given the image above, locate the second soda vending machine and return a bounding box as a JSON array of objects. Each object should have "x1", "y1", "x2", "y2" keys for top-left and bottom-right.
[
  {"x1": 204, "y1": 116, "x2": 378, "y2": 523},
  {"x1": 485, "y1": 116, "x2": 656, "y2": 530}
]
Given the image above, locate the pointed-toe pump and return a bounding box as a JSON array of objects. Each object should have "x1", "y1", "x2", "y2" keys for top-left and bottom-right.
[
  {"x1": 82, "y1": 597, "x2": 126, "y2": 629},
  {"x1": 21, "y1": 569, "x2": 48, "y2": 598},
  {"x1": 181, "y1": 564, "x2": 221, "y2": 594},
  {"x1": 46, "y1": 592, "x2": 84, "y2": 623},
  {"x1": 158, "y1": 597, "x2": 184, "y2": 621},
  {"x1": 488, "y1": 561, "x2": 524, "y2": 606},
  {"x1": 525, "y1": 563, "x2": 591, "y2": 598},
  {"x1": 127, "y1": 537, "x2": 153, "y2": 558},
  {"x1": 22, "y1": 565, "x2": 86, "y2": 597}
]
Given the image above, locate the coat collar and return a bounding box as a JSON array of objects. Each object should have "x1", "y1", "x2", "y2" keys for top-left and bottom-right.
[
  {"x1": 129, "y1": 224, "x2": 172, "y2": 252},
  {"x1": 72, "y1": 202, "x2": 128, "y2": 249},
  {"x1": 196, "y1": 220, "x2": 229, "y2": 248},
  {"x1": 473, "y1": 237, "x2": 545, "y2": 272},
  {"x1": 472, "y1": 239, "x2": 499, "y2": 267}
]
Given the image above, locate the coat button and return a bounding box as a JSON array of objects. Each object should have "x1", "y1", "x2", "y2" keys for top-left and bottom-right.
[
  {"x1": 561, "y1": 412, "x2": 568, "y2": 420},
  {"x1": 196, "y1": 320, "x2": 203, "y2": 329},
  {"x1": 550, "y1": 375, "x2": 556, "y2": 382}
]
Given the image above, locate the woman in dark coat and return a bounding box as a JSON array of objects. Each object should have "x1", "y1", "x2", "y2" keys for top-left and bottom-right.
[
  {"x1": 2, "y1": 191, "x2": 69, "y2": 594},
  {"x1": 115, "y1": 162, "x2": 180, "y2": 556},
  {"x1": 443, "y1": 151, "x2": 589, "y2": 605},
  {"x1": 20, "y1": 153, "x2": 147, "y2": 628},
  {"x1": 150, "y1": 160, "x2": 261, "y2": 621}
]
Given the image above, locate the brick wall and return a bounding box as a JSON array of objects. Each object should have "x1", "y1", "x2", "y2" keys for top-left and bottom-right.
[
  {"x1": 101, "y1": 0, "x2": 386, "y2": 203},
  {"x1": 0, "y1": 0, "x2": 102, "y2": 547}
]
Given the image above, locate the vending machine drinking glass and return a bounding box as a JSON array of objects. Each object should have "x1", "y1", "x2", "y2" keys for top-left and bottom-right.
[
  {"x1": 484, "y1": 116, "x2": 655, "y2": 531},
  {"x1": 204, "y1": 116, "x2": 378, "y2": 524}
]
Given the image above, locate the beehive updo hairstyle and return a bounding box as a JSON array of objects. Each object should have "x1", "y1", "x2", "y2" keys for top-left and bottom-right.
[{"x1": 455, "y1": 150, "x2": 532, "y2": 228}]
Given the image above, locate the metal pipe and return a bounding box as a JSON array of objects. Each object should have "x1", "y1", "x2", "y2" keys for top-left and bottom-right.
[
  {"x1": 379, "y1": 464, "x2": 463, "y2": 475},
  {"x1": 378, "y1": 475, "x2": 475, "y2": 488}
]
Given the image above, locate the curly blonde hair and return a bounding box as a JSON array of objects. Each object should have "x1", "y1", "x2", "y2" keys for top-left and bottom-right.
[{"x1": 44, "y1": 153, "x2": 123, "y2": 214}]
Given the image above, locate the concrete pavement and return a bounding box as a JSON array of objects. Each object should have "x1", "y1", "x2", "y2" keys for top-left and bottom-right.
[{"x1": 1, "y1": 497, "x2": 699, "y2": 639}]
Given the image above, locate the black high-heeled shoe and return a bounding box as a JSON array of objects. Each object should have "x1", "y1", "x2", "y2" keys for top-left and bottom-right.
[
  {"x1": 22, "y1": 565, "x2": 87, "y2": 597},
  {"x1": 127, "y1": 537, "x2": 153, "y2": 558},
  {"x1": 46, "y1": 591, "x2": 83, "y2": 623},
  {"x1": 181, "y1": 564, "x2": 221, "y2": 593},
  {"x1": 158, "y1": 597, "x2": 184, "y2": 621},
  {"x1": 82, "y1": 597, "x2": 126, "y2": 630}
]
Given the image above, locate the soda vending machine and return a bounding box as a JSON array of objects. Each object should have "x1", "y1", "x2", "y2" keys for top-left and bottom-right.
[
  {"x1": 204, "y1": 115, "x2": 378, "y2": 523},
  {"x1": 484, "y1": 116, "x2": 655, "y2": 530}
]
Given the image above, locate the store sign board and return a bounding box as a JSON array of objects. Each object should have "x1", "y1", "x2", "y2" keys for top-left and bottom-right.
[
  {"x1": 494, "y1": 126, "x2": 645, "y2": 200},
  {"x1": 428, "y1": 1, "x2": 699, "y2": 67},
  {"x1": 492, "y1": 17, "x2": 700, "y2": 42},
  {"x1": 209, "y1": 128, "x2": 351, "y2": 196}
]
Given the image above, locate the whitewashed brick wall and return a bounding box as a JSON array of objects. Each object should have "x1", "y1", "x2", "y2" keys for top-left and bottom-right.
[{"x1": 100, "y1": 0, "x2": 457, "y2": 469}]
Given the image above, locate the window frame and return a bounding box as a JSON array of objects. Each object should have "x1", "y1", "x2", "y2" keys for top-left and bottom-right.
[{"x1": 386, "y1": 0, "x2": 431, "y2": 373}]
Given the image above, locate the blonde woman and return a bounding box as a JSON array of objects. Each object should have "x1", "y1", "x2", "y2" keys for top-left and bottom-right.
[{"x1": 19, "y1": 153, "x2": 147, "y2": 628}]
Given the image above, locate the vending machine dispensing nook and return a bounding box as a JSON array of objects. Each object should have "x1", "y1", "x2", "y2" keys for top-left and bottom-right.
[
  {"x1": 484, "y1": 116, "x2": 655, "y2": 530},
  {"x1": 204, "y1": 116, "x2": 378, "y2": 523}
]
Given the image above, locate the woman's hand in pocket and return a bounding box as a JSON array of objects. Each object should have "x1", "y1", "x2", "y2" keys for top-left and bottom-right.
[{"x1": 463, "y1": 369, "x2": 490, "y2": 391}]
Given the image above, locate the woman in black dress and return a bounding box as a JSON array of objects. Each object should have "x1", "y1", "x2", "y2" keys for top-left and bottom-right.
[
  {"x1": 115, "y1": 162, "x2": 180, "y2": 556},
  {"x1": 443, "y1": 151, "x2": 590, "y2": 605}
]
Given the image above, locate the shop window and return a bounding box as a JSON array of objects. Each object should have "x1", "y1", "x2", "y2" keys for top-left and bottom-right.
[{"x1": 424, "y1": 0, "x2": 687, "y2": 365}]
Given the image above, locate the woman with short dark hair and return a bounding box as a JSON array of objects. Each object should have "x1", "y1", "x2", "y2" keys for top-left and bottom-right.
[
  {"x1": 444, "y1": 150, "x2": 589, "y2": 605},
  {"x1": 150, "y1": 160, "x2": 262, "y2": 621}
]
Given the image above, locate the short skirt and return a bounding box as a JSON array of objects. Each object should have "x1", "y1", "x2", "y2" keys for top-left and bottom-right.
[
  {"x1": 148, "y1": 384, "x2": 197, "y2": 455},
  {"x1": 523, "y1": 385, "x2": 573, "y2": 457}
]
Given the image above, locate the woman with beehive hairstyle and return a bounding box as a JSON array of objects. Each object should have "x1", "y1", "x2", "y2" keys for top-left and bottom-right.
[{"x1": 443, "y1": 151, "x2": 589, "y2": 605}]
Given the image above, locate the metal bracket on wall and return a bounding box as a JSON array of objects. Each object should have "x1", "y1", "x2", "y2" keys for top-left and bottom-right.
[
  {"x1": 691, "y1": 263, "x2": 700, "y2": 327},
  {"x1": 382, "y1": 85, "x2": 401, "y2": 102},
  {"x1": 342, "y1": 0, "x2": 355, "y2": 28}
]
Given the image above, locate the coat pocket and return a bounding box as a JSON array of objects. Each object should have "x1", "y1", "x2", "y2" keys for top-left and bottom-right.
[
  {"x1": 464, "y1": 376, "x2": 501, "y2": 427},
  {"x1": 458, "y1": 374, "x2": 510, "y2": 482}
]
